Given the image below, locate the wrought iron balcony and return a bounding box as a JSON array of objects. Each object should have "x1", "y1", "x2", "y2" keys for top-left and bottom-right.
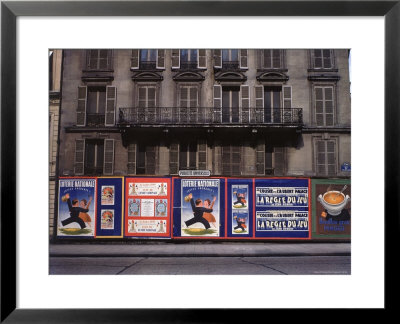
[
  {"x1": 139, "y1": 61, "x2": 157, "y2": 70},
  {"x1": 118, "y1": 107, "x2": 303, "y2": 126},
  {"x1": 221, "y1": 61, "x2": 240, "y2": 70},
  {"x1": 86, "y1": 113, "x2": 105, "y2": 127},
  {"x1": 179, "y1": 62, "x2": 199, "y2": 70}
]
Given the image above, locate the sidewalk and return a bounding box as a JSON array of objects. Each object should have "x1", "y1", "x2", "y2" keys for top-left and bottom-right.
[{"x1": 50, "y1": 242, "x2": 351, "y2": 257}]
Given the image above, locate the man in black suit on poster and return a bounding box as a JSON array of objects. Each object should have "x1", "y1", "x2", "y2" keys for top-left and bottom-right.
[{"x1": 184, "y1": 193, "x2": 216, "y2": 229}]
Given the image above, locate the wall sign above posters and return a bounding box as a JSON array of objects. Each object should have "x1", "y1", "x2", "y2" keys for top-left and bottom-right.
[
  {"x1": 57, "y1": 178, "x2": 97, "y2": 237},
  {"x1": 125, "y1": 177, "x2": 171, "y2": 237},
  {"x1": 254, "y1": 178, "x2": 310, "y2": 239},
  {"x1": 178, "y1": 170, "x2": 211, "y2": 177}
]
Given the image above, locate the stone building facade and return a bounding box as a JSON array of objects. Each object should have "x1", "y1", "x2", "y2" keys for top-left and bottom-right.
[
  {"x1": 57, "y1": 49, "x2": 351, "y2": 180},
  {"x1": 49, "y1": 49, "x2": 63, "y2": 236}
]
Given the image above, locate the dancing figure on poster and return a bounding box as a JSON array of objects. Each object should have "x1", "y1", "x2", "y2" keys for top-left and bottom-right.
[
  {"x1": 233, "y1": 215, "x2": 247, "y2": 232},
  {"x1": 184, "y1": 193, "x2": 216, "y2": 229},
  {"x1": 79, "y1": 198, "x2": 93, "y2": 229},
  {"x1": 233, "y1": 190, "x2": 247, "y2": 207},
  {"x1": 203, "y1": 197, "x2": 217, "y2": 228},
  {"x1": 61, "y1": 193, "x2": 92, "y2": 229}
]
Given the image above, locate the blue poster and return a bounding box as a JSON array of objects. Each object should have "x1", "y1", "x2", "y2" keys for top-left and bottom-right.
[
  {"x1": 255, "y1": 178, "x2": 310, "y2": 238},
  {"x1": 96, "y1": 177, "x2": 123, "y2": 237},
  {"x1": 173, "y1": 178, "x2": 225, "y2": 237},
  {"x1": 57, "y1": 178, "x2": 97, "y2": 237},
  {"x1": 227, "y1": 179, "x2": 253, "y2": 237}
]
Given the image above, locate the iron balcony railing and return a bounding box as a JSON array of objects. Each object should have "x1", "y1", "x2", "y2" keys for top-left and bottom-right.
[
  {"x1": 118, "y1": 107, "x2": 303, "y2": 125},
  {"x1": 86, "y1": 113, "x2": 105, "y2": 126}
]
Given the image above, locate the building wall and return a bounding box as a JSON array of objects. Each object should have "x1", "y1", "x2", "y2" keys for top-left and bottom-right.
[{"x1": 57, "y1": 49, "x2": 351, "y2": 179}]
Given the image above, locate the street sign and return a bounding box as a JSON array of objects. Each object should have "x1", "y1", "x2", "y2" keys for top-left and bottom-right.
[{"x1": 178, "y1": 170, "x2": 211, "y2": 177}]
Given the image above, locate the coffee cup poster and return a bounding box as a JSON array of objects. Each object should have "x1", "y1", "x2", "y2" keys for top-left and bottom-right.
[
  {"x1": 313, "y1": 181, "x2": 351, "y2": 237},
  {"x1": 181, "y1": 179, "x2": 220, "y2": 237},
  {"x1": 57, "y1": 178, "x2": 96, "y2": 236}
]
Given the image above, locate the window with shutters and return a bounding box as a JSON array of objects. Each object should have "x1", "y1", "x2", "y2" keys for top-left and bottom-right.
[
  {"x1": 260, "y1": 49, "x2": 284, "y2": 69},
  {"x1": 315, "y1": 139, "x2": 337, "y2": 176},
  {"x1": 219, "y1": 49, "x2": 247, "y2": 70},
  {"x1": 127, "y1": 143, "x2": 136, "y2": 174},
  {"x1": 255, "y1": 143, "x2": 286, "y2": 176},
  {"x1": 136, "y1": 144, "x2": 156, "y2": 175},
  {"x1": 77, "y1": 86, "x2": 116, "y2": 126},
  {"x1": 137, "y1": 85, "x2": 157, "y2": 123},
  {"x1": 178, "y1": 85, "x2": 199, "y2": 123},
  {"x1": 214, "y1": 84, "x2": 249, "y2": 123},
  {"x1": 75, "y1": 139, "x2": 114, "y2": 175},
  {"x1": 131, "y1": 49, "x2": 165, "y2": 70},
  {"x1": 86, "y1": 50, "x2": 113, "y2": 70},
  {"x1": 314, "y1": 86, "x2": 335, "y2": 126},
  {"x1": 169, "y1": 141, "x2": 207, "y2": 174},
  {"x1": 222, "y1": 145, "x2": 241, "y2": 176},
  {"x1": 171, "y1": 49, "x2": 206, "y2": 70},
  {"x1": 310, "y1": 49, "x2": 335, "y2": 70},
  {"x1": 179, "y1": 142, "x2": 197, "y2": 170}
]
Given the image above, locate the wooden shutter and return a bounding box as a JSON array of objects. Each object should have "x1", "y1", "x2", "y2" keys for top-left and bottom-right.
[
  {"x1": 169, "y1": 143, "x2": 179, "y2": 175},
  {"x1": 316, "y1": 140, "x2": 336, "y2": 176},
  {"x1": 282, "y1": 85, "x2": 292, "y2": 123},
  {"x1": 324, "y1": 87, "x2": 334, "y2": 126},
  {"x1": 272, "y1": 50, "x2": 281, "y2": 68},
  {"x1": 103, "y1": 139, "x2": 114, "y2": 175},
  {"x1": 156, "y1": 49, "x2": 165, "y2": 69},
  {"x1": 254, "y1": 85, "x2": 264, "y2": 123},
  {"x1": 274, "y1": 147, "x2": 285, "y2": 176},
  {"x1": 198, "y1": 140, "x2": 207, "y2": 170},
  {"x1": 313, "y1": 49, "x2": 323, "y2": 68},
  {"x1": 213, "y1": 84, "x2": 222, "y2": 122},
  {"x1": 315, "y1": 87, "x2": 324, "y2": 126},
  {"x1": 127, "y1": 143, "x2": 136, "y2": 175},
  {"x1": 326, "y1": 140, "x2": 336, "y2": 175},
  {"x1": 256, "y1": 141, "x2": 265, "y2": 175},
  {"x1": 240, "y1": 49, "x2": 248, "y2": 69},
  {"x1": 240, "y1": 85, "x2": 250, "y2": 123},
  {"x1": 74, "y1": 139, "x2": 85, "y2": 175},
  {"x1": 171, "y1": 49, "x2": 180, "y2": 69},
  {"x1": 323, "y1": 49, "x2": 332, "y2": 68},
  {"x1": 146, "y1": 146, "x2": 156, "y2": 174},
  {"x1": 214, "y1": 49, "x2": 222, "y2": 68},
  {"x1": 105, "y1": 86, "x2": 116, "y2": 126},
  {"x1": 131, "y1": 50, "x2": 139, "y2": 69},
  {"x1": 77, "y1": 86, "x2": 87, "y2": 126},
  {"x1": 198, "y1": 49, "x2": 207, "y2": 68},
  {"x1": 179, "y1": 86, "x2": 189, "y2": 122},
  {"x1": 263, "y1": 50, "x2": 272, "y2": 69},
  {"x1": 87, "y1": 50, "x2": 98, "y2": 69}
]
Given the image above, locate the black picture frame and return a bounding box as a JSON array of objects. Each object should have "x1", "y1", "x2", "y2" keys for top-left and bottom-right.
[{"x1": 1, "y1": 0, "x2": 397, "y2": 322}]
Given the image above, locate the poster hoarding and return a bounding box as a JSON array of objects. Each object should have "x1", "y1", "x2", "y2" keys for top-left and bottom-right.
[
  {"x1": 311, "y1": 179, "x2": 351, "y2": 238},
  {"x1": 96, "y1": 177, "x2": 124, "y2": 238},
  {"x1": 57, "y1": 178, "x2": 96, "y2": 237},
  {"x1": 254, "y1": 178, "x2": 310, "y2": 238},
  {"x1": 227, "y1": 179, "x2": 253, "y2": 237},
  {"x1": 173, "y1": 178, "x2": 225, "y2": 238},
  {"x1": 124, "y1": 178, "x2": 171, "y2": 237}
]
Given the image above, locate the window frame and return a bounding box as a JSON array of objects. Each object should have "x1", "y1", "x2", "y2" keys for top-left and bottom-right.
[
  {"x1": 312, "y1": 83, "x2": 336, "y2": 127},
  {"x1": 313, "y1": 136, "x2": 338, "y2": 176}
]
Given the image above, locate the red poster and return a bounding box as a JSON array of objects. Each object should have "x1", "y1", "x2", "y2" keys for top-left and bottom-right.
[{"x1": 124, "y1": 178, "x2": 171, "y2": 237}]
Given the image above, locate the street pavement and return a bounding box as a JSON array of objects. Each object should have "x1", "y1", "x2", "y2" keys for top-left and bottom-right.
[{"x1": 50, "y1": 241, "x2": 351, "y2": 258}]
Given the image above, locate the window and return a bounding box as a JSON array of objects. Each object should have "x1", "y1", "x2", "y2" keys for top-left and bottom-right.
[
  {"x1": 137, "y1": 85, "x2": 157, "y2": 123},
  {"x1": 314, "y1": 86, "x2": 335, "y2": 126},
  {"x1": 260, "y1": 49, "x2": 283, "y2": 69},
  {"x1": 265, "y1": 145, "x2": 285, "y2": 176},
  {"x1": 179, "y1": 85, "x2": 199, "y2": 123},
  {"x1": 311, "y1": 49, "x2": 334, "y2": 69},
  {"x1": 315, "y1": 139, "x2": 337, "y2": 176},
  {"x1": 254, "y1": 85, "x2": 292, "y2": 123},
  {"x1": 86, "y1": 49, "x2": 113, "y2": 70},
  {"x1": 171, "y1": 49, "x2": 206, "y2": 69},
  {"x1": 74, "y1": 139, "x2": 114, "y2": 175},
  {"x1": 222, "y1": 86, "x2": 240, "y2": 123},
  {"x1": 76, "y1": 86, "x2": 116, "y2": 126},
  {"x1": 213, "y1": 85, "x2": 250, "y2": 123},
  {"x1": 222, "y1": 145, "x2": 241, "y2": 176},
  {"x1": 169, "y1": 141, "x2": 207, "y2": 174},
  {"x1": 136, "y1": 144, "x2": 156, "y2": 175},
  {"x1": 131, "y1": 49, "x2": 165, "y2": 70},
  {"x1": 214, "y1": 49, "x2": 247, "y2": 69}
]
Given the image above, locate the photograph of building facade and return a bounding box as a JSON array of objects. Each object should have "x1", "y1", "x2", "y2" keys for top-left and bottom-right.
[{"x1": 57, "y1": 49, "x2": 350, "y2": 180}]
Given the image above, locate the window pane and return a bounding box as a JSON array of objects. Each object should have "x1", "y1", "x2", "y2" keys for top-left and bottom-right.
[
  {"x1": 136, "y1": 144, "x2": 146, "y2": 174},
  {"x1": 222, "y1": 50, "x2": 229, "y2": 61},
  {"x1": 189, "y1": 50, "x2": 197, "y2": 62},
  {"x1": 231, "y1": 49, "x2": 239, "y2": 61},
  {"x1": 180, "y1": 49, "x2": 188, "y2": 62}
]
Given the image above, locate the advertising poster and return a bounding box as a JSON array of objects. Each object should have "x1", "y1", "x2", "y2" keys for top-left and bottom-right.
[
  {"x1": 95, "y1": 177, "x2": 123, "y2": 238},
  {"x1": 125, "y1": 178, "x2": 171, "y2": 237},
  {"x1": 172, "y1": 178, "x2": 225, "y2": 238},
  {"x1": 312, "y1": 179, "x2": 351, "y2": 238},
  {"x1": 57, "y1": 178, "x2": 96, "y2": 237},
  {"x1": 227, "y1": 179, "x2": 253, "y2": 237},
  {"x1": 255, "y1": 178, "x2": 310, "y2": 238}
]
